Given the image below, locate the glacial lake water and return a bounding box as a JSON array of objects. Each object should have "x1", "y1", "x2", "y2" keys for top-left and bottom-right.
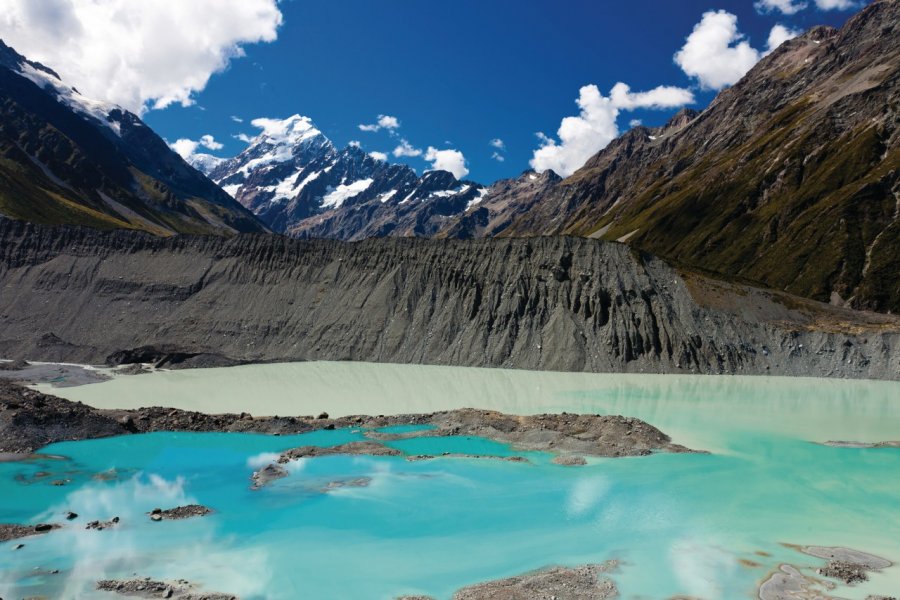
[{"x1": 4, "y1": 362, "x2": 899, "y2": 599}]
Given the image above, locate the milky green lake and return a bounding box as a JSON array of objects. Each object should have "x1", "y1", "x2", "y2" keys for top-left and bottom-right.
[{"x1": 4, "y1": 362, "x2": 898, "y2": 599}]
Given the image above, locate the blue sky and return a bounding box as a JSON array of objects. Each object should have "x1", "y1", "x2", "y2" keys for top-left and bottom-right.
[{"x1": 1, "y1": 0, "x2": 860, "y2": 183}]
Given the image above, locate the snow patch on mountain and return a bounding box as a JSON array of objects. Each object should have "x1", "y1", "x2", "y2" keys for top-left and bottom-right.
[
  {"x1": 17, "y1": 62, "x2": 122, "y2": 136},
  {"x1": 378, "y1": 190, "x2": 398, "y2": 203},
  {"x1": 189, "y1": 153, "x2": 226, "y2": 175},
  {"x1": 321, "y1": 178, "x2": 374, "y2": 209},
  {"x1": 252, "y1": 115, "x2": 321, "y2": 146},
  {"x1": 222, "y1": 184, "x2": 242, "y2": 198},
  {"x1": 466, "y1": 188, "x2": 490, "y2": 210}
]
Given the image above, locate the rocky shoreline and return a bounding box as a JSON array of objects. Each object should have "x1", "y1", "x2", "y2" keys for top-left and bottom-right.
[
  {"x1": 96, "y1": 578, "x2": 236, "y2": 599},
  {"x1": 758, "y1": 545, "x2": 896, "y2": 600},
  {"x1": 0, "y1": 380, "x2": 697, "y2": 457},
  {"x1": 397, "y1": 562, "x2": 619, "y2": 600}
]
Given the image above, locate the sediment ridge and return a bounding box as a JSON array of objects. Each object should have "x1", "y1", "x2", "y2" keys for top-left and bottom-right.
[
  {"x1": 1, "y1": 219, "x2": 898, "y2": 379},
  {"x1": 0, "y1": 381, "x2": 694, "y2": 457}
]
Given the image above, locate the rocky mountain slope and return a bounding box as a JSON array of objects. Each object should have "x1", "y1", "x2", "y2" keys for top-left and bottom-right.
[
  {"x1": 499, "y1": 0, "x2": 900, "y2": 313},
  {"x1": 0, "y1": 40, "x2": 265, "y2": 235},
  {"x1": 1, "y1": 218, "x2": 897, "y2": 379},
  {"x1": 438, "y1": 169, "x2": 561, "y2": 239},
  {"x1": 196, "y1": 115, "x2": 487, "y2": 238}
]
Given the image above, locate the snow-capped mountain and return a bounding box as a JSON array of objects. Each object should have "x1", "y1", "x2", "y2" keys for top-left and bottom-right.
[
  {"x1": 0, "y1": 40, "x2": 265, "y2": 235},
  {"x1": 195, "y1": 115, "x2": 486, "y2": 239}
]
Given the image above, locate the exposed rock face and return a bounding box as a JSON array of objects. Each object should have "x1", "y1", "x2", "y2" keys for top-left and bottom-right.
[
  {"x1": 0, "y1": 380, "x2": 126, "y2": 453},
  {"x1": 198, "y1": 115, "x2": 485, "y2": 237},
  {"x1": 758, "y1": 546, "x2": 895, "y2": 600},
  {"x1": 0, "y1": 522, "x2": 59, "y2": 543},
  {"x1": 450, "y1": 562, "x2": 618, "y2": 600},
  {"x1": 1, "y1": 382, "x2": 695, "y2": 465},
  {"x1": 86, "y1": 516, "x2": 120, "y2": 530},
  {"x1": 276, "y1": 442, "x2": 403, "y2": 462},
  {"x1": 97, "y1": 578, "x2": 237, "y2": 599},
  {"x1": 148, "y1": 505, "x2": 212, "y2": 521},
  {"x1": 438, "y1": 170, "x2": 561, "y2": 239},
  {"x1": 250, "y1": 463, "x2": 288, "y2": 489},
  {"x1": 1, "y1": 219, "x2": 898, "y2": 379},
  {"x1": 381, "y1": 409, "x2": 695, "y2": 457},
  {"x1": 0, "y1": 41, "x2": 265, "y2": 236},
  {"x1": 499, "y1": 2, "x2": 900, "y2": 313}
]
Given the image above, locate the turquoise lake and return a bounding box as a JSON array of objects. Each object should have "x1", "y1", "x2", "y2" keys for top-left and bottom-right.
[{"x1": 5, "y1": 362, "x2": 900, "y2": 599}]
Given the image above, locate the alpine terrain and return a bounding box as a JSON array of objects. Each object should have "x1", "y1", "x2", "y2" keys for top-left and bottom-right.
[
  {"x1": 0, "y1": 41, "x2": 265, "y2": 235},
  {"x1": 491, "y1": 1, "x2": 900, "y2": 313},
  {"x1": 194, "y1": 115, "x2": 488, "y2": 239}
]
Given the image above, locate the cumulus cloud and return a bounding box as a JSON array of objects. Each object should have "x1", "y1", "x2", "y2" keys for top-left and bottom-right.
[
  {"x1": 675, "y1": 11, "x2": 801, "y2": 90},
  {"x1": 392, "y1": 139, "x2": 422, "y2": 158},
  {"x1": 425, "y1": 147, "x2": 469, "y2": 179},
  {"x1": 233, "y1": 133, "x2": 253, "y2": 144},
  {"x1": 674, "y1": 11, "x2": 762, "y2": 90},
  {"x1": 369, "y1": 151, "x2": 388, "y2": 161},
  {"x1": 814, "y1": 0, "x2": 856, "y2": 9},
  {"x1": 755, "y1": 0, "x2": 807, "y2": 15},
  {"x1": 629, "y1": 119, "x2": 643, "y2": 127},
  {"x1": 348, "y1": 140, "x2": 362, "y2": 148},
  {"x1": 0, "y1": 0, "x2": 283, "y2": 114},
  {"x1": 609, "y1": 82, "x2": 695, "y2": 110},
  {"x1": 490, "y1": 138, "x2": 506, "y2": 162},
  {"x1": 530, "y1": 82, "x2": 694, "y2": 177},
  {"x1": 170, "y1": 134, "x2": 224, "y2": 159},
  {"x1": 359, "y1": 114, "x2": 401, "y2": 133},
  {"x1": 766, "y1": 24, "x2": 802, "y2": 54}
]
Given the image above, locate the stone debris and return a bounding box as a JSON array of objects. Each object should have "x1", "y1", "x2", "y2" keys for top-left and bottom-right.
[{"x1": 147, "y1": 505, "x2": 212, "y2": 522}]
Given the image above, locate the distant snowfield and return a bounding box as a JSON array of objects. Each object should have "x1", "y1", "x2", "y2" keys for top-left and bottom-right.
[{"x1": 321, "y1": 178, "x2": 373, "y2": 209}]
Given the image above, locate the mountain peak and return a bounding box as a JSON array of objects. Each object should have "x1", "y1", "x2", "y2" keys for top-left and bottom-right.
[
  {"x1": 250, "y1": 114, "x2": 324, "y2": 148},
  {"x1": 0, "y1": 39, "x2": 61, "y2": 80},
  {"x1": 664, "y1": 108, "x2": 699, "y2": 130},
  {"x1": 0, "y1": 41, "x2": 265, "y2": 235}
]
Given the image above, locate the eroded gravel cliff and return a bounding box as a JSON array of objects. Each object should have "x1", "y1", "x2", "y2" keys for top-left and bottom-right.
[{"x1": 0, "y1": 218, "x2": 898, "y2": 378}]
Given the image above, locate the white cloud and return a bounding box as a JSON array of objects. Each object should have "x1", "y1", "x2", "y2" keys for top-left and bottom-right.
[
  {"x1": 530, "y1": 82, "x2": 694, "y2": 177},
  {"x1": 249, "y1": 115, "x2": 319, "y2": 144},
  {"x1": 377, "y1": 115, "x2": 400, "y2": 129},
  {"x1": 425, "y1": 147, "x2": 469, "y2": 179},
  {"x1": 0, "y1": 0, "x2": 283, "y2": 114},
  {"x1": 629, "y1": 119, "x2": 643, "y2": 127},
  {"x1": 233, "y1": 133, "x2": 252, "y2": 144},
  {"x1": 490, "y1": 138, "x2": 506, "y2": 150},
  {"x1": 766, "y1": 24, "x2": 801, "y2": 54},
  {"x1": 369, "y1": 151, "x2": 388, "y2": 161},
  {"x1": 169, "y1": 134, "x2": 224, "y2": 159},
  {"x1": 491, "y1": 152, "x2": 505, "y2": 162},
  {"x1": 348, "y1": 140, "x2": 362, "y2": 148},
  {"x1": 230, "y1": 115, "x2": 244, "y2": 123},
  {"x1": 814, "y1": 0, "x2": 856, "y2": 9},
  {"x1": 755, "y1": 0, "x2": 807, "y2": 15},
  {"x1": 199, "y1": 134, "x2": 223, "y2": 151},
  {"x1": 359, "y1": 114, "x2": 400, "y2": 132},
  {"x1": 608, "y1": 82, "x2": 695, "y2": 110},
  {"x1": 674, "y1": 10, "x2": 762, "y2": 91},
  {"x1": 392, "y1": 139, "x2": 422, "y2": 158},
  {"x1": 675, "y1": 11, "x2": 803, "y2": 89}
]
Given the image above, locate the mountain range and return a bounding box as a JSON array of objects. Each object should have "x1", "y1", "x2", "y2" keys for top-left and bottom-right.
[
  {"x1": 497, "y1": 2, "x2": 900, "y2": 314},
  {"x1": 0, "y1": 0, "x2": 897, "y2": 313},
  {"x1": 192, "y1": 116, "x2": 487, "y2": 239},
  {"x1": 0, "y1": 41, "x2": 264, "y2": 235}
]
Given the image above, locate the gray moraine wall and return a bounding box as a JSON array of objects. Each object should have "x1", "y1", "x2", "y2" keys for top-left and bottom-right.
[{"x1": 0, "y1": 218, "x2": 898, "y2": 379}]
